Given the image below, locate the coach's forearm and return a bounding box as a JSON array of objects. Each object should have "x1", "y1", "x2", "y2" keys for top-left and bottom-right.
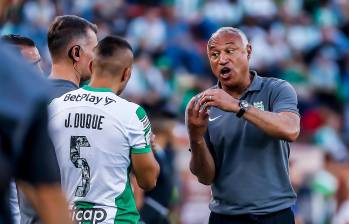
[
  {"x1": 189, "y1": 137, "x2": 215, "y2": 185},
  {"x1": 243, "y1": 107, "x2": 300, "y2": 142}
]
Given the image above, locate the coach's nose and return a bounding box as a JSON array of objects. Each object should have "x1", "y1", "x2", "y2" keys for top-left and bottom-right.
[{"x1": 218, "y1": 52, "x2": 229, "y2": 65}]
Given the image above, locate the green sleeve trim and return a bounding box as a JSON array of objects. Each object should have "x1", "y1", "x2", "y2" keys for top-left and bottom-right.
[
  {"x1": 131, "y1": 145, "x2": 151, "y2": 154},
  {"x1": 136, "y1": 106, "x2": 147, "y2": 120}
]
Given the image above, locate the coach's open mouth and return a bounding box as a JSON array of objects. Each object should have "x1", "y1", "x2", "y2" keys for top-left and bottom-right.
[{"x1": 220, "y1": 67, "x2": 231, "y2": 78}]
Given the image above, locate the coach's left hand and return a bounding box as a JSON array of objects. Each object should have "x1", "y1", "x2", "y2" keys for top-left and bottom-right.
[{"x1": 199, "y1": 89, "x2": 240, "y2": 113}]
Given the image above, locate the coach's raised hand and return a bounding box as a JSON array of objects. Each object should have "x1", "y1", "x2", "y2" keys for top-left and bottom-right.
[
  {"x1": 198, "y1": 89, "x2": 240, "y2": 113},
  {"x1": 186, "y1": 95, "x2": 209, "y2": 141},
  {"x1": 186, "y1": 96, "x2": 215, "y2": 185}
]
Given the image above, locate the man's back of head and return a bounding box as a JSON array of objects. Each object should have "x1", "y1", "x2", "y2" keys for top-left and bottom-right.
[
  {"x1": 90, "y1": 36, "x2": 133, "y2": 95},
  {"x1": 48, "y1": 15, "x2": 98, "y2": 83},
  {"x1": 1, "y1": 34, "x2": 35, "y2": 47}
]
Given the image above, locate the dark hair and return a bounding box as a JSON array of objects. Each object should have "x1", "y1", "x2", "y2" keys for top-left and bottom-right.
[
  {"x1": 1, "y1": 34, "x2": 35, "y2": 47},
  {"x1": 47, "y1": 15, "x2": 97, "y2": 60},
  {"x1": 95, "y1": 36, "x2": 133, "y2": 58}
]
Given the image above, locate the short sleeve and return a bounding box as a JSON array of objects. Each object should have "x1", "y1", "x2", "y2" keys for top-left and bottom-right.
[
  {"x1": 127, "y1": 106, "x2": 152, "y2": 154},
  {"x1": 270, "y1": 81, "x2": 299, "y2": 115}
]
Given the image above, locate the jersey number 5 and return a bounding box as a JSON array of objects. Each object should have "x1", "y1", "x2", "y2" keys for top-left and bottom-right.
[{"x1": 70, "y1": 136, "x2": 91, "y2": 197}]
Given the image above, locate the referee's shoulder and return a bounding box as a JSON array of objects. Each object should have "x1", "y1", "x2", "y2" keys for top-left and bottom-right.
[{"x1": 50, "y1": 88, "x2": 80, "y2": 103}]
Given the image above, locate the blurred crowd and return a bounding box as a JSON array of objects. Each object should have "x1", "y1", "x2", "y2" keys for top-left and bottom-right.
[{"x1": 2, "y1": 0, "x2": 349, "y2": 223}]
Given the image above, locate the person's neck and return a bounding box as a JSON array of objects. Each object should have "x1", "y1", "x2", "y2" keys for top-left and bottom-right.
[
  {"x1": 223, "y1": 71, "x2": 252, "y2": 98},
  {"x1": 50, "y1": 63, "x2": 80, "y2": 86},
  {"x1": 89, "y1": 75, "x2": 120, "y2": 94}
]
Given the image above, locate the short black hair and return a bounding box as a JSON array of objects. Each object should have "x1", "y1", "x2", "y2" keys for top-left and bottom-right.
[
  {"x1": 47, "y1": 15, "x2": 97, "y2": 60},
  {"x1": 95, "y1": 36, "x2": 133, "y2": 58},
  {"x1": 1, "y1": 34, "x2": 35, "y2": 47},
  {"x1": 93, "y1": 36, "x2": 133, "y2": 76}
]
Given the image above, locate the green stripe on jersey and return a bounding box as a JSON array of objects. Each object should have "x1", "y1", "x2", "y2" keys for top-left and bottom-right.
[
  {"x1": 135, "y1": 107, "x2": 150, "y2": 131},
  {"x1": 114, "y1": 169, "x2": 140, "y2": 223},
  {"x1": 131, "y1": 145, "x2": 151, "y2": 154},
  {"x1": 74, "y1": 201, "x2": 95, "y2": 209},
  {"x1": 136, "y1": 106, "x2": 147, "y2": 120},
  {"x1": 144, "y1": 125, "x2": 151, "y2": 134},
  {"x1": 135, "y1": 106, "x2": 152, "y2": 147}
]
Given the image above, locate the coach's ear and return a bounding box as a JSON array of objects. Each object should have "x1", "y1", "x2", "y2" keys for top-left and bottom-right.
[{"x1": 246, "y1": 44, "x2": 252, "y2": 60}]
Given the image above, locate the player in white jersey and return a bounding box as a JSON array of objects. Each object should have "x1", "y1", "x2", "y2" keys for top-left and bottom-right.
[{"x1": 48, "y1": 36, "x2": 160, "y2": 224}]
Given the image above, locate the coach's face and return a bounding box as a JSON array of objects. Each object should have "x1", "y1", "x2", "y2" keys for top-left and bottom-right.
[{"x1": 207, "y1": 31, "x2": 251, "y2": 89}]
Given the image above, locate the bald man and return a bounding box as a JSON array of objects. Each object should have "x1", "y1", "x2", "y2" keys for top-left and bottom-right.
[
  {"x1": 186, "y1": 27, "x2": 300, "y2": 224},
  {"x1": 48, "y1": 36, "x2": 159, "y2": 224}
]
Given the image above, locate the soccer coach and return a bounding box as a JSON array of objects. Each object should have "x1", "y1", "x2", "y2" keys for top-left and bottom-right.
[{"x1": 186, "y1": 27, "x2": 300, "y2": 224}]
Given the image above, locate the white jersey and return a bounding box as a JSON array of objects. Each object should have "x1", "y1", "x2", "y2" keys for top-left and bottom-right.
[{"x1": 48, "y1": 86, "x2": 152, "y2": 224}]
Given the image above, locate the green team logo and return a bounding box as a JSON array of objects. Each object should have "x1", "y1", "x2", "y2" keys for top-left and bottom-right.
[
  {"x1": 72, "y1": 202, "x2": 107, "y2": 224},
  {"x1": 136, "y1": 107, "x2": 151, "y2": 145},
  {"x1": 253, "y1": 101, "x2": 265, "y2": 111}
]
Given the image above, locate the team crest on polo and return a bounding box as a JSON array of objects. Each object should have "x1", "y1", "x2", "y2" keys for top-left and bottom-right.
[{"x1": 253, "y1": 101, "x2": 265, "y2": 111}]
